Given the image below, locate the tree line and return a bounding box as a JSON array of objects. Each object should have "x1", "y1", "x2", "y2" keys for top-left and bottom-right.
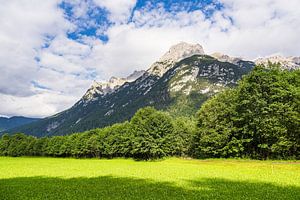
[
  {"x1": 0, "y1": 64, "x2": 299, "y2": 160},
  {"x1": 0, "y1": 108, "x2": 195, "y2": 159}
]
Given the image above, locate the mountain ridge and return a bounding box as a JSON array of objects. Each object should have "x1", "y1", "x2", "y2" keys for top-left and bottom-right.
[
  {"x1": 80, "y1": 70, "x2": 145, "y2": 105},
  {"x1": 0, "y1": 116, "x2": 40, "y2": 132},
  {"x1": 255, "y1": 55, "x2": 300, "y2": 70}
]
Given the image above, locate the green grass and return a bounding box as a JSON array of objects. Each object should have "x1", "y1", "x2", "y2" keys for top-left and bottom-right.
[{"x1": 0, "y1": 157, "x2": 299, "y2": 199}]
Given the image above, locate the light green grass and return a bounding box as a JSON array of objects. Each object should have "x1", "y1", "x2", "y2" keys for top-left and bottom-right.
[{"x1": 0, "y1": 157, "x2": 299, "y2": 199}]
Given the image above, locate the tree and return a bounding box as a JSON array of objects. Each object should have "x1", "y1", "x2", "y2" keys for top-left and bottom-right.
[
  {"x1": 192, "y1": 89, "x2": 245, "y2": 158},
  {"x1": 101, "y1": 122, "x2": 132, "y2": 158},
  {"x1": 0, "y1": 134, "x2": 11, "y2": 156},
  {"x1": 130, "y1": 107, "x2": 174, "y2": 160},
  {"x1": 194, "y1": 64, "x2": 300, "y2": 159},
  {"x1": 172, "y1": 117, "x2": 196, "y2": 156},
  {"x1": 235, "y1": 64, "x2": 299, "y2": 159},
  {"x1": 6, "y1": 133, "x2": 29, "y2": 157}
]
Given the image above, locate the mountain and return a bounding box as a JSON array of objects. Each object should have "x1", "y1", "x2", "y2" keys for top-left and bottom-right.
[
  {"x1": 255, "y1": 55, "x2": 300, "y2": 70},
  {"x1": 81, "y1": 70, "x2": 145, "y2": 104},
  {"x1": 211, "y1": 52, "x2": 243, "y2": 65},
  {"x1": 8, "y1": 42, "x2": 257, "y2": 137},
  {"x1": 0, "y1": 116, "x2": 40, "y2": 132}
]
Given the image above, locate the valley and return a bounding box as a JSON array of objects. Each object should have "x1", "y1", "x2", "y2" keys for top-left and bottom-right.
[{"x1": 1, "y1": 1, "x2": 300, "y2": 200}]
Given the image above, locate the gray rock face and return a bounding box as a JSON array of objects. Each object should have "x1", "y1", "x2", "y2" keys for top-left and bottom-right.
[
  {"x1": 211, "y1": 52, "x2": 242, "y2": 65},
  {"x1": 148, "y1": 42, "x2": 205, "y2": 77},
  {"x1": 80, "y1": 70, "x2": 145, "y2": 104},
  {"x1": 255, "y1": 55, "x2": 300, "y2": 70},
  {"x1": 159, "y1": 42, "x2": 205, "y2": 62}
]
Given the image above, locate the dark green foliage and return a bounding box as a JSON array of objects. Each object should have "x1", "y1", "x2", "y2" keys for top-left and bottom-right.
[
  {"x1": 0, "y1": 107, "x2": 195, "y2": 160},
  {"x1": 172, "y1": 117, "x2": 197, "y2": 156},
  {"x1": 0, "y1": 133, "x2": 37, "y2": 157},
  {"x1": 130, "y1": 107, "x2": 175, "y2": 159},
  {"x1": 191, "y1": 89, "x2": 240, "y2": 158},
  {"x1": 193, "y1": 64, "x2": 300, "y2": 159},
  {"x1": 100, "y1": 122, "x2": 132, "y2": 158},
  {"x1": 0, "y1": 134, "x2": 10, "y2": 156}
]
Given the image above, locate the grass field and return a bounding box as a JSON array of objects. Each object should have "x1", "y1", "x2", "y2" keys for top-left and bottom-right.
[{"x1": 0, "y1": 157, "x2": 299, "y2": 200}]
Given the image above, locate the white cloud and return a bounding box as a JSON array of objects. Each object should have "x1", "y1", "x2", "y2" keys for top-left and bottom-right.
[
  {"x1": 0, "y1": 0, "x2": 90, "y2": 117},
  {"x1": 0, "y1": 0, "x2": 300, "y2": 118},
  {"x1": 214, "y1": 0, "x2": 300, "y2": 57},
  {"x1": 0, "y1": 92, "x2": 77, "y2": 118},
  {"x1": 83, "y1": 0, "x2": 299, "y2": 80},
  {"x1": 93, "y1": 0, "x2": 137, "y2": 23},
  {"x1": 0, "y1": 0, "x2": 72, "y2": 96}
]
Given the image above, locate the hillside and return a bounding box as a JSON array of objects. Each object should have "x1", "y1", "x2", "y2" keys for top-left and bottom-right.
[{"x1": 0, "y1": 116, "x2": 40, "y2": 132}]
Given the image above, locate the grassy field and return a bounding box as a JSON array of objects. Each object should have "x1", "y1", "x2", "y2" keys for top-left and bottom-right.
[{"x1": 0, "y1": 157, "x2": 299, "y2": 200}]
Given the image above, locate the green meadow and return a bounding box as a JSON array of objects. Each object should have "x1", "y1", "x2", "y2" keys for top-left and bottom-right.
[{"x1": 0, "y1": 157, "x2": 299, "y2": 200}]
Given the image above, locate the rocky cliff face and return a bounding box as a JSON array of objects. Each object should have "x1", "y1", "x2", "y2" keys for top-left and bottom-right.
[
  {"x1": 211, "y1": 52, "x2": 242, "y2": 65},
  {"x1": 148, "y1": 42, "x2": 205, "y2": 77},
  {"x1": 80, "y1": 70, "x2": 145, "y2": 105},
  {"x1": 255, "y1": 55, "x2": 300, "y2": 70}
]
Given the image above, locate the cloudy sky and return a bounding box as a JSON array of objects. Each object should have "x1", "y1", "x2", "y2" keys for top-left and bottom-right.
[{"x1": 0, "y1": 0, "x2": 299, "y2": 118}]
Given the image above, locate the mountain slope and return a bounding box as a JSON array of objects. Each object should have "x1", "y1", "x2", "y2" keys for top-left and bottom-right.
[
  {"x1": 0, "y1": 116, "x2": 40, "y2": 132},
  {"x1": 9, "y1": 43, "x2": 255, "y2": 137}
]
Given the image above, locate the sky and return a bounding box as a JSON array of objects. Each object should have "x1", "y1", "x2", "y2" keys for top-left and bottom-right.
[{"x1": 0, "y1": 0, "x2": 300, "y2": 118}]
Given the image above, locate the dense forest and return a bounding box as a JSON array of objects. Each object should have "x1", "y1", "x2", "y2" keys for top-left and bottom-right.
[{"x1": 0, "y1": 64, "x2": 299, "y2": 160}]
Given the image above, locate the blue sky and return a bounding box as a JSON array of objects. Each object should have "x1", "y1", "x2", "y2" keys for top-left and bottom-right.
[
  {"x1": 59, "y1": 0, "x2": 223, "y2": 43},
  {"x1": 0, "y1": 0, "x2": 300, "y2": 117}
]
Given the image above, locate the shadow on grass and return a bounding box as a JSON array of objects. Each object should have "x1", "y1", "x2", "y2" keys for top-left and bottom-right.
[{"x1": 0, "y1": 176, "x2": 299, "y2": 200}]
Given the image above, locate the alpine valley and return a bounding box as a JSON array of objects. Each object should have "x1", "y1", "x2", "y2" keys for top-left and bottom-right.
[{"x1": 7, "y1": 42, "x2": 300, "y2": 137}]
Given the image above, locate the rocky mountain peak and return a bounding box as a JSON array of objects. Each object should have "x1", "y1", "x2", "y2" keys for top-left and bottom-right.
[
  {"x1": 108, "y1": 76, "x2": 126, "y2": 88},
  {"x1": 159, "y1": 42, "x2": 205, "y2": 62},
  {"x1": 126, "y1": 70, "x2": 145, "y2": 81},
  {"x1": 81, "y1": 70, "x2": 145, "y2": 103},
  {"x1": 211, "y1": 52, "x2": 242, "y2": 65},
  {"x1": 148, "y1": 42, "x2": 205, "y2": 77},
  {"x1": 81, "y1": 81, "x2": 110, "y2": 101},
  {"x1": 255, "y1": 55, "x2": 300, "y2": 70}
]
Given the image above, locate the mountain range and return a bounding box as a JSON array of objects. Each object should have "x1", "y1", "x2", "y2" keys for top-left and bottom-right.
[
  {"x1": 6, "y1": 42, "x2": 300, "y2": 137},
  {"x1": 0, "y1": 116, "x2": 40, "y2": 132}
]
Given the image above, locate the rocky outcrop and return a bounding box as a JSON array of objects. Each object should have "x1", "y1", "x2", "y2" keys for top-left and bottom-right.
[
  {"x1": 81, "y1": 70, "x2": 145, "y2": 103},
  {"x1": 255, "y1": 55, "x2": 300, "y2": 70},
  {"x1": 148, "y1": 42, "x2": 205, "y2": 77},
  {"x1": 211, "y1": 52, "x2": 242, "y2": 65}
]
